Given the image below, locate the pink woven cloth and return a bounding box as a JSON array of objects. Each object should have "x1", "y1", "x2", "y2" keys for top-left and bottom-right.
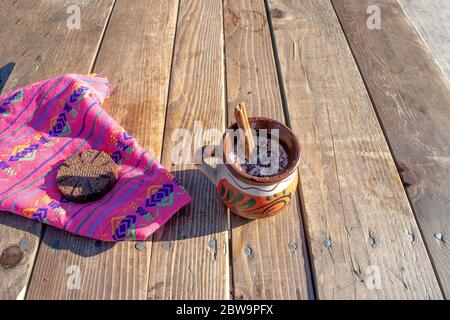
[{"x1": 0, "y1": 74, "x2": 191, "y2": 241}]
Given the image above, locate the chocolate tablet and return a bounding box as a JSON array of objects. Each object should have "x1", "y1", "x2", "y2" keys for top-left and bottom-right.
[{"x1": 56, "y1": 150, "x2": 119, "y2": 203}]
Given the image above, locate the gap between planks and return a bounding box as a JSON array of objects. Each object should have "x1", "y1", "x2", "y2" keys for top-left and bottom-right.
[
  {"x1": 0, "y1": 0, "x2": 117, "y2": 300},
  {"x1": 88, "y1": 0, "x2": 118, "y2": 73},
  {"x1": 266, "y1": 0, "x2": 443, "y2": 299},
  {"x1": 25, "y1": 0, "x2": 118, "y2": 299},
  {"x1": 221, "y1": 0, "x2": 235, "y2": 300},
  {"x1": 224, "y1": 0, "x2": 315, "y2": 300},
  {"x1": 26, "y1": 0, "x2": 179, "y2": 299},
  {"x1": 263, "y1": 0, "x2": 318, "y2": 298},
  {"x1": 328, "y1": 0, "x2": 445, "y2": 296},
  {"x1": 331, "y1": 0, "x2": 449, "y2": 297},
  {"x1": 146, "y1": 0, "x2": 230, "y2": 299}
]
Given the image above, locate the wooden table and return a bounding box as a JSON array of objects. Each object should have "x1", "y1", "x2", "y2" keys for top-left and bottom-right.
[{"x1": 0, "y1": 0, "x2": 448, "y2": 300}]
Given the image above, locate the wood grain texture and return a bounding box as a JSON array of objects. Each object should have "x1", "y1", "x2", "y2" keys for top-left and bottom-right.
[
  {"x1": 398, "y1": 0, "x2": 450, "y2": 81},
  {"x1": 0, "y1": 0, "x2": 114, "y2": 300},
  {"x1": 147, "y1": 0, "x2": 229, "y2": 299},
  {"x1": 224, "y1": 0, "x2": 314, "y2": 300},
  {"x1": 26, "y1": 0, "x2": 178, "y2": 299},
  {"x1": 332, "y1": 0, "x2": 450, "y2": 297},
  {"x1": 0, "y1": 213, "x2": 40, "y2": 300},
  {"x1": 268, "y1": 0, "x2": 443, "y2": 299},
  {"x1": 0, "y1": 0, "x2": 114, "y2": 92}
]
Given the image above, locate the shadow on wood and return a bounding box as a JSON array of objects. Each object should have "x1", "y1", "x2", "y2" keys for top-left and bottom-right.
[
  {"x1": 0, "y1": 62, "x2": 15, "y2": 94},
  {"x1": 152, "y1": 168, "x2": 251, "y2": 242},
  {"x1": 0, "y1": 215, "x2": 113, "y2": 257},
  {"x1": 0, "y1": 167, "x2": 244, "y2": 257}
]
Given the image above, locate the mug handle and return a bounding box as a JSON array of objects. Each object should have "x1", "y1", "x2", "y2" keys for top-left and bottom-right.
[{"x1": 195, "y1": 145, "x2": 220, "y2": 185}]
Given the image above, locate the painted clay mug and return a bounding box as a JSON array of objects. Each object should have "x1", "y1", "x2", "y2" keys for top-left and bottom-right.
[{"x1": 196, "y1": 117, "x2": 300, "y2": 219}]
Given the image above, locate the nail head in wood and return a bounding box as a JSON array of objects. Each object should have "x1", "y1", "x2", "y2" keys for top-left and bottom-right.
[
  {"x1": 19, "y1": 238, "x2": 30, "y2": 249},
  {"x1": 434, "y1": 232, "x2": 443, "y2": 241},
  {"x1": 244, "y1": 244, "x2": 253, "y2": 257},
  {"x1": 368, "y1": 236, "x2": 376, "y2": 247},
  {"x1": 135, "y1": 242, "x2": 145, "y2": 250},
  {"x1": 288, "y1": 241, "x2": 297, "y2": 252},
  {"x1": 162, "y1": 241, "x2": 171, "y2": 251}
]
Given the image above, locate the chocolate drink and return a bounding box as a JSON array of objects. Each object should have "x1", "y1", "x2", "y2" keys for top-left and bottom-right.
[{"x1": 238, "y1": 135, "x2": 289, "y2": 177}]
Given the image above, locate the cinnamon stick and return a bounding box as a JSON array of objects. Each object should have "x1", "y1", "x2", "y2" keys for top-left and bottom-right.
[{"x1": 234, "y1": 103, "x2": 255, "y2": 159}]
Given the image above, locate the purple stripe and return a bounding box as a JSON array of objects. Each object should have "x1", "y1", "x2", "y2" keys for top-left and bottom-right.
[
  {"x1": 0, "y1": 80, "x2": 71, "y2": 152},
  {"x1": 0, "y1": 102, "x2": 99, "y2": 197},
  {"x1": 0, "y1": 79, "x2": 51, "y2": 135},
  {"x1": 2, "y1": 107, "x2": 103, "y2": 205},
  {"x1": 9, "y1": 116, "x2": 115, "y2": 211},
  {"x1": 63, "y1": 151, "x2": 148, "y2": 229},
  {"x1": 75, "y1": 157, "x2": 156, "y2": 235},
  {"x1": 1, "y1": 107, "x2": 104, "y2": 205},
  {"x1": 91, "y1": 116, "x2": 112, "y2": 149}
]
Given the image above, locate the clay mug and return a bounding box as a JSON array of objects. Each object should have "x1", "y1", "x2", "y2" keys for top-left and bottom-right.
[{"x1": 196, "y1": 117, "x2": 300, "y2": 219}]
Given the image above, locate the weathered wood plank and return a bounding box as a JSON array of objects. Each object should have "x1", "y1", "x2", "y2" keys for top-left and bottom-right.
[
  {"x1": 398, "y1": 0, "x2": 450, "y2": 81},
  {"x1": 0, "y1": 0, "x2": 115, "y2": 300},
  {"x1": 147, "y1": 0, "x2": 229, "y2": 299},
  {"x1": 224, "y1": 0, "x2": 314, "y2": 299},
  {"x1": 332, "y1": 0, "x2": 450, "y2": 297},
  {"x1": 25, "y1": 0, "x2": 178, "y2": 299},
  {"x1": 0, "y1": 0, "x2": 114, "y2": 92},
  {"x1": 268, "y1": 0, "x2": 443, "y2": 299},
  {"x1": 0, "y1": 213, "x2": 40, "y2": 300}
]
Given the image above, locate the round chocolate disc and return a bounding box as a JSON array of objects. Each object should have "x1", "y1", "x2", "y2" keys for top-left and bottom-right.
[{"x1": 57, "y1": 150, "x2": 119, "y2": 203}]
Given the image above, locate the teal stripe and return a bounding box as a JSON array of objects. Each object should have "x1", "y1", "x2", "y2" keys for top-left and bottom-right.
[
  {"x1": 0, "y1": 79, "x2": 51, "y2": 136},
  {"x1": 0, "y1": 106, "x2": 102, "y2": 203},
  {"x1": 232, "y1": 193, "x2": 244, "y2": 206},
  {"x1": 225, "y1": 189, "x2": 234, "y2": 202},
  {"x1": 236, "y1": 199, "x2": 256, "y2": 211},
  {"x1": 62, "y1": 151, "x2": 148, "y2": 229},
  {"x1": 0, "y1": 80, "x2": 71, "y2": 152},
  {"x1": 10, "y1": 113, "x2": 113, "y2": 211},
  {"x1": 74, "y1": 158, "x2": 156, "y2": 235},
  {"x1": 0, "y1": 78, "x2": 62, "y2": 144}
]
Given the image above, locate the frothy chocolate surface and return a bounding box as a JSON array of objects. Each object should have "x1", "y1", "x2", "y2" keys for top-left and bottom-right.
[{"x1": 239, "y1": 136, "x2": 289, "y2": 177}]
